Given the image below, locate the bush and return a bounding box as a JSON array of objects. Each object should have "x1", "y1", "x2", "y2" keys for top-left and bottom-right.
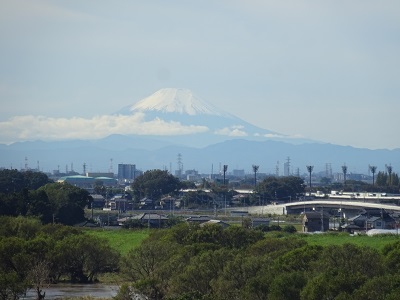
[{"x1": 283, "y1": 225, "x2": 297, "y2": 233}]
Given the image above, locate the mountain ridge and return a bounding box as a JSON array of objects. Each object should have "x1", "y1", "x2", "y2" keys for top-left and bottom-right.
[
  {"x1": 1, "y1": 88, "x2": 398, "y2": 174},
  {"x1": 1, "y1": 136, "x2": 398, "y2": 175}
]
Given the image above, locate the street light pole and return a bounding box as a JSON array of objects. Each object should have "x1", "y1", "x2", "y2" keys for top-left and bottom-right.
[
  {"x1": 369, "y1": 165, "x2": 377, "y2": 188},
  {"x1": 223, "y1": 164, "x2": 228, "y2": 215},
  {"x1": 306, "y1": 165, "x2": 313, "y2": 196},
  {"x1": 252, "y1": 165, "x2": 259, "y2": 187},
  {"x1": 342, "y1": 164, "x2": 348, "y2": 186}
]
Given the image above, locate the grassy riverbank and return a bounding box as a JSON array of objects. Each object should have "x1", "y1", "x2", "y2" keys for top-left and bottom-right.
[
  {"x1": 85, "y1": 228, "x2": 150, "y2": 255},
  {"x1": 297, "y1": 231, "x2": 399, "y2": 251},
  {"x1": 85, "y1": 226, "x2": 399, "y2": 257}
]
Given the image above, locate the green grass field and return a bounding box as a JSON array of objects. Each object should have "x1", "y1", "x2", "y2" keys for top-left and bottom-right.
[
  {"x1": 85, "y1": 228, "x2": 150, "y2": 255},
  {"x1": 85, "y1": 227, "x2": 399, "y2": 256},
  {"x1": 297, "y1": 232, "x2": 399, "y2": 251}
]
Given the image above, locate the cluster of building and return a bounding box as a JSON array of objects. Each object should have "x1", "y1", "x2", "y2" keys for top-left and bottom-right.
[
  {"x1": 114, "y1": 212, "x2": 270, "y2": 229},
  {"x1": 302, "y1": 209, "x2": 398, "y2": 233}
]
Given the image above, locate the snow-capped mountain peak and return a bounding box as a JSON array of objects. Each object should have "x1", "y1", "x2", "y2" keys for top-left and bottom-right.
[{"x1": 126, "y1": 88, "x2": 226, "y2": 116}]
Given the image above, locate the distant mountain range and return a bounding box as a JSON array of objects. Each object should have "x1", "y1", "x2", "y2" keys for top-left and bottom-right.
[{"x1": 0, "y1": 88, "x2": 399, "y2": 175}]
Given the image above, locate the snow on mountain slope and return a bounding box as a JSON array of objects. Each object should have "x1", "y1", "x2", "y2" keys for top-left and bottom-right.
[
  {"x1": 120, "y1": 88, "x2": 230, "y2": 116},
  {"x1": 113, "y1": 88, "x2": 313, "y2": 146}
]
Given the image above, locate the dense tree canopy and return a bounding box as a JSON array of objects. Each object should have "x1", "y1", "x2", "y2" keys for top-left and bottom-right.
[
  {"x1": 117, "y1": 226, "x2": 400, "y2": 300},
  {"x1": 131, "y1": 169, "x2": 181, "y2": 200},
  {"x1": 37, "y1": 183, "x2": 91, "y2": 225},
  {"x1": 0, "y1": 169, "x2": 91, "y2": 225},
  {"x1": 0, "y1": 169, "x2": 51, "y2": 194},
  {"x1": 256, "y1": 176, "x2": 305, "y2": 201},
  {"x1": 0, "y1": 216, "x2": 121, "y2": 299}
]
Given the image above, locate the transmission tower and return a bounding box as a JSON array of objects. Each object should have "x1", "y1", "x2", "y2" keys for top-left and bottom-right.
[{"x1": 325, "y1": 163, "x2": 332, "y2": 178}]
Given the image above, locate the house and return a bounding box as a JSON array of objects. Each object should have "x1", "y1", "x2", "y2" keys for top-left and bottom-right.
[
  {"x1": 341, "y1": 223, "x2": 362, "y2": 234},
  {"x1": 119, "y1": 213, "x2": 169, "y2": 228},
  {"x1": 302, "y1": 211, "x2": 329, "y2": 232},
  {"x1": 90, "y1": 194, "x2": 106, "y2": 209},
  {"x1": 200, "y1": 220, "x2": 230, "y2": 228},
  {"x1": 347, "y1": 210, "x2": 396, "y2": 231},
  {"x1": 139, "y1": 197, "x2": 154, "y2": 209},
  {"x1": 160, "y1": 196, "x2": 179, "y2": 210}
]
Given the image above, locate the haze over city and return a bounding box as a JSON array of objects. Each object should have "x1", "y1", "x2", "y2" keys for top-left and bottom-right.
[{"x1": 1, "y1": 1, "x2": 400, "y2": 149}]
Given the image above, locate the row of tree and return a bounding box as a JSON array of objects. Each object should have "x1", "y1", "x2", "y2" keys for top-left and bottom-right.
[
  {"x1": 0, "y1": 216, "x2": 119, "y2": 300},
  {"x1": 0, "y1": 170, "x2": 91, "y2": 225},
  {"x1": 130, "y1": 169, "x2": 306, "y2": 207},
  {"x1": 376, "y1": 171, "x2": 400, "y2": 187}
]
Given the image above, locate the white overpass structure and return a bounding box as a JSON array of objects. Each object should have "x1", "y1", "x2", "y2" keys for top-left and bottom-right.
[{"x1": 248, "y1": 200, "x2": 400, "y2": 216}]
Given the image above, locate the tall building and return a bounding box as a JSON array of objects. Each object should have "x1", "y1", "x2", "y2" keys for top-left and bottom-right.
[{"x1": 118, "y1": 164, "x2": 136, "y2": 180}]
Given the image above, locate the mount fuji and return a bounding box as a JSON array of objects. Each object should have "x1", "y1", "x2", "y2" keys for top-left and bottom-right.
[{"x1": 116, "y1": 88, "x2": 299, "y2": 147}]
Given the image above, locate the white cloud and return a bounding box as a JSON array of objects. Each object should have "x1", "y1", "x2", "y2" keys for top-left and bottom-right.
[
  {"x1": 214, "y1": 125, "x2": 248, "y2": 137},
  {"x1": 0, "y1": 113, "x2": 209, "y2": 144}
]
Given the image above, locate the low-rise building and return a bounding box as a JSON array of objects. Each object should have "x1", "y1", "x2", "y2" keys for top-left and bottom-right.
[
  {"x1": 118, "y1": 213, "x2": 169, "y2": 228},
  {"x1": 302, "y1": 211, "x2": 329, "y2": 232}
]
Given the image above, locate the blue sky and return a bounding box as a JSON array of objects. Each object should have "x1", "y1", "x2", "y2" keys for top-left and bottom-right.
[{"x1": 0, "y1": 0, "x2": 399, "y2": 149}]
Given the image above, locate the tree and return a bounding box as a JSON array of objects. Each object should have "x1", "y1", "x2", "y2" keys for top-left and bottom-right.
[
  {"x1": 38, "y1": 183, "x2": 90, "y2": 225},
  {"x1": 27, "y1": 260, "x2": 51, "y2": 300},
  {"x1": 301, "y1": 243, "x2": 384, "y2": 300},
  {"x1": 93, "y1": 180, "x2": 106, "y2": 196},
  {"x1": 369, "y1": 165, "x2": 377, "y2": 187},
  {"x1": 269, "y1": 271, "x2": 306, "y2": 300},
  {"x1": 121, "y1": 237, "x2": 178, "y2": 299},
  {"x1": 0, "y1": 271, "x2": 28, "y2": 300},
  {"x1": 26, "y1": 190, "x2": 53, "y2": 224},
  {"x1": 0, "y1": 169, "x2": 51, "y2": 195},
  {"x1": 131, "y1": 169, "x2": 181, "y2": 200},
  {"x1": 54, "y1": 234, "x2": 119, "y2": 283},
  {"x1": 210, "y1": 251, "x2": 269, "y2": 300},
  {"x1": 376, "y1": 171, "x2": 387, "y2": 186},
  {"x1": 171, "y1": 248, "x2": 235, "y2": 298},
  {"x1": 351, "y1": 275, "x2": 400, "y2": 300},
  {"x1": 256, "y1": 176, "x2": 304, "y2": 202},
  {"x1": 252, "y1": 165, "x2": 259, "y2": 187},
  {"x1": 0, "y1": 237, "x2": 32, "y2": 299}
]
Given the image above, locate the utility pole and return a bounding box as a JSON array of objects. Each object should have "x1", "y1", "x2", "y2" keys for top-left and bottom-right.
[{"x1": 223, "y1": 165, "x2": 228, "y2": 215}]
